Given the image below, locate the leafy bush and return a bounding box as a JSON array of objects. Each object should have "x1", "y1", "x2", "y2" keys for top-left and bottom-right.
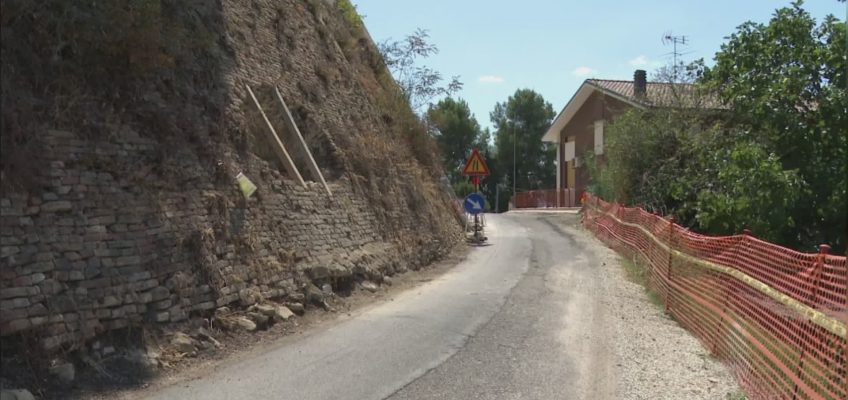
[{"x1": 687, "y1": 141, "x2": 802, "y2": 242}]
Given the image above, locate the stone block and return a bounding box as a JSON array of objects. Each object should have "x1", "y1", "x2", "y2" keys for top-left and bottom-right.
[
  {"x1": 0, "y1": 297, "x2": 30, "y2": 310},
  {"x1": 1, "y1": 318, "x2": 31, "y2": 334},
  {"x1": 111, "y1": 307, "x2": 126, "y2": 319},
  {"x1": 41, "y1": 201, "x2": 73, "y2": 213},
  {"x1": 45, "y1": 323, "x2": 67, "y2": 336},
  {"x1": 169, "y1": 307, "x2": 187, "y2": 322},
  {"x1": 30, "y1": 316, "x2": 48, "y2": 327},
  {"x1": 114, "y1": 256, "x2": 141, "y2": 267},
  {"x1": 84, "y1": 266, "x2": 101, "y2": 279},
  {"x1": 127, "y1": 271, "x2": 152, "y2": 282},
  {"x1": 1, "y1": 308, "x2": 28, "y2": 322},
  {"x1": 30, "y1": 261, "x2": 55, "y2": 273},
  {"x1": 101, "y1": 296, "x2": 121, "y2": 308},
  {"x1": 193, "y1": 301, "x2": 216, "y2": 311},
  {"x1": 136, "y1": 291, "x2": 153, "y2": 303},
  {"x1": 88, "y1": 215, "x2": 116, "y2": 225},
  {"x1": 28, "y1": 303, "x2": 48, "y2": 317},
  {"x1": 31, "y1": 273, "x2": 46, "y2": 285},
  {"x1": 153, "y1": 311, "x2": 169, "y2": 322},
  {"x1": 149, "y1": 286, "x2": 170, "y2": 302},
  {"x1": 39, "y1": 279, "x2": 63, "y2": 296},
  {"x1": 106, "y1": 318, "x2": 128, "y2": 330},
  {"x1": 0, "y1": 286, "x2": 30, "y2": 299},
  {"x1": 153, "y1": 299, "x2": 172, "y2": 310},
  {"x1": 10, "y1": 276, "x2": 30, "y2": 289},
  {"x1": 86, "y1": 256, "x2": 102, "y2": 268},
  {"x1": 48, "y1": 295, "x2": 76, "y2": 313},
  {"x1": 129, "y1": 278, "x2": 158, "y2": 292},
  {"x1": 0, "y1": 245, "x2": 20, "y2": 257}
]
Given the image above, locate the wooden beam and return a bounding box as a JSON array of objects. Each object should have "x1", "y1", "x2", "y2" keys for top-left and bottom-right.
[
  {"x1": 274, "y1": 86, "x2": 332, "y2": 197},
  {"x1": 245, "y1": 84, "x2": 305, "y2": 187}
]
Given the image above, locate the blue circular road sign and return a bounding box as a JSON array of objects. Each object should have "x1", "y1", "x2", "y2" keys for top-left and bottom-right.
[{"x1": 463, "y1": 192, "x2": 486, "y2": 215}]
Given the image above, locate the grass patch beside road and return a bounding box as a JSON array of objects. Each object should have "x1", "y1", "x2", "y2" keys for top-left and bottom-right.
[{"x1": 619, "y1": 256, "x2": 665, "y2": 310}]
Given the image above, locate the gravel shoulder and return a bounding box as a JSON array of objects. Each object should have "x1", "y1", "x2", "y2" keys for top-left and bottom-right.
[{"x1": 550, "y1": 212, "x2": 742, "y2": 400}]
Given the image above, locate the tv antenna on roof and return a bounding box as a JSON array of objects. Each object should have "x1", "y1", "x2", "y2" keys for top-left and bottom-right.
[{"x1": 662, "y1": 32, "x2": 688, "y2": 81}]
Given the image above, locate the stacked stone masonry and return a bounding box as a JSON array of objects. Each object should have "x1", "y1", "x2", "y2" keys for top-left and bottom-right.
[
  {"x1": 0, "y1": 0, "x2": 463, "y2": 353},
  {"x1": 0, "y1": 129, "x2": 449, "y2": 351}
]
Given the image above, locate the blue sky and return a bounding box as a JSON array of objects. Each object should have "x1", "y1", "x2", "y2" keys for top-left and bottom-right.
[{"x1": 353, "y1": 0, "x2": 845, "y2": 130}]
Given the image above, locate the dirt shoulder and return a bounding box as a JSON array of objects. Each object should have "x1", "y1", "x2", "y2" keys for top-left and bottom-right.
[{"x1": 548, "y1": 212, "x2": 744, "y2": 400}]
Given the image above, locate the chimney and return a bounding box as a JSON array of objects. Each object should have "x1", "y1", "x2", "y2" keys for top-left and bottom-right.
[{"x1": 634, "y1": 69, "x2": 647, "y2": 99}]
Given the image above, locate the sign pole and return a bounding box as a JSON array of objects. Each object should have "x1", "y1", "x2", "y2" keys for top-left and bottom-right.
[{"x1": 462, "y1": 149, "x2": 490, "y2": 244}]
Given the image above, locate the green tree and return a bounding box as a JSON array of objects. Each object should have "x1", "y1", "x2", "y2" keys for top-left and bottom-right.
[
  {"x1": 426, "y1": 97, "x2": 483, "y2": 183},
  {"x1": 688, "y1": 141, "x2": 803, "y2": 241},
  {"x1": 587, "y1": 1, "x2": 846, "y2": 252},
  {"x1": 703, "y1": 0, "x2": 847, "y2": 251},
  {"x1": 490, "y1": 89, "x2": 556, "y2": 202}
]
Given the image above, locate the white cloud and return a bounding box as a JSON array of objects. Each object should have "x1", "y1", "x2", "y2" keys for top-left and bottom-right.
[
  {"x1": 572, "y1": 66, "x2": 596, "y2": 77},
  {"x1": 478, "y1": 75, "x2": 505, "y2": 84},
  {"x1": 629, "y1": 55, "x2": 661, "y2": 68}
]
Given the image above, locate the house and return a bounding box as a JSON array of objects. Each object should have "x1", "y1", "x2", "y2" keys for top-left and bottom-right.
[{"x1": 539, "y1": 69, "x2": 714, "y2": 206}]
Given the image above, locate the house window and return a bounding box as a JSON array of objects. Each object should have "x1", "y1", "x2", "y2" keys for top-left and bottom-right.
[
  {"x1": 594, "y1": 120, "x2": 604, "y2": 155},
  {"x1": 564, "y1": 141, "x2": 575, "y2": 161}
]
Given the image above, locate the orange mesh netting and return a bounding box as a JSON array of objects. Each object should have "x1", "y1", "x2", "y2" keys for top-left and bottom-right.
[
  {"x1": 512, "y1": 189, "x2": 578, "y2": 208},
  {"x1": 582, "y1": 194, "x2": 847, "y2": 400}
]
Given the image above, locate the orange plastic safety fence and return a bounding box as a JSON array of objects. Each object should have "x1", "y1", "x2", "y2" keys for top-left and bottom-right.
[
  {"x1": 512, "y1": 189, "x2": 578, "y2": 208},
  {"x1": 582, "y1": 194, "x2": 847, "y2": 400}
]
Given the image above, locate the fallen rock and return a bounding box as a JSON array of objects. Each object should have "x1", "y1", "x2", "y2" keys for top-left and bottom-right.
[
  {"x1": 274, "y1": 305, "x2": 295, "y2": 321},
  {"x1": 382, "y1": 276, "x2": 393, "y2": 286},
  {"x1": 238, "y1": 288, "x2": 262, "y2": 306},
  {"x1": 287, "y1": 302, "x2": 305, "y2": 315},
  {"x1": 0, "y1": 389, "x2": 35, "y2": 400},
  {"x1": 306, "y1": 265, "x2": 330, "y2": 280},
  {"x1": 49, "y1": 361, "x2": 75, "y2": 383},
  {"x1": 170, "y1": 332, "x2": 198, "y2": 354},
  {"x1": 123, "y1": 348, "x2": 160, "y2": 368},
  {"x1": 352, "y1": 264, "x2": 382, "y2": 282},
  {"x1": 193, "y1": 326, "x2": 221, "y2": 348},
  {"x1": 360, "y1": 280, "x2": 379, "y2": 293},
  {"x1": 234, "y1": 316, "x2": 257, "y2": 332},
  {"x1": 248, "y1": 311, "x2": 270, "y2": 327},
  {"x1": 216, "y1": 306, "x2": 231, "y2": 315},
  {"x1": 305, "y1": 284, "x2": 324, "y2": 305},
  {"x1": 255, "y1": 303, "x2": 277, "y2": 317},
  {"x1": 329, "y1": 263, "x2": 352, "y2": 279}
]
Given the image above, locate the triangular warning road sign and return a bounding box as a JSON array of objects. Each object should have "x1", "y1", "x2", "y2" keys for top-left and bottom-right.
[{"x1": 462, "y1": 149, "x2": 491, "y2": 176}]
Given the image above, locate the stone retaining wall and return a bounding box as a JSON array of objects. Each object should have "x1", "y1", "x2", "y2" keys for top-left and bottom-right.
[{"x1": 0, "y1": 129, "x2": 436, "y2": 351}]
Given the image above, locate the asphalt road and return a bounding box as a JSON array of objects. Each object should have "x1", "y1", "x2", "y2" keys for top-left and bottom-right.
[{"x1": 143, "y1": 212, "x2": 618, "y2": 400}]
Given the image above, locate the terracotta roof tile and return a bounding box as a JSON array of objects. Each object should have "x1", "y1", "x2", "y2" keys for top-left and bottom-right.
[{"x1": 586, "y1": 79, "x2": 724, "y2": 109}]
